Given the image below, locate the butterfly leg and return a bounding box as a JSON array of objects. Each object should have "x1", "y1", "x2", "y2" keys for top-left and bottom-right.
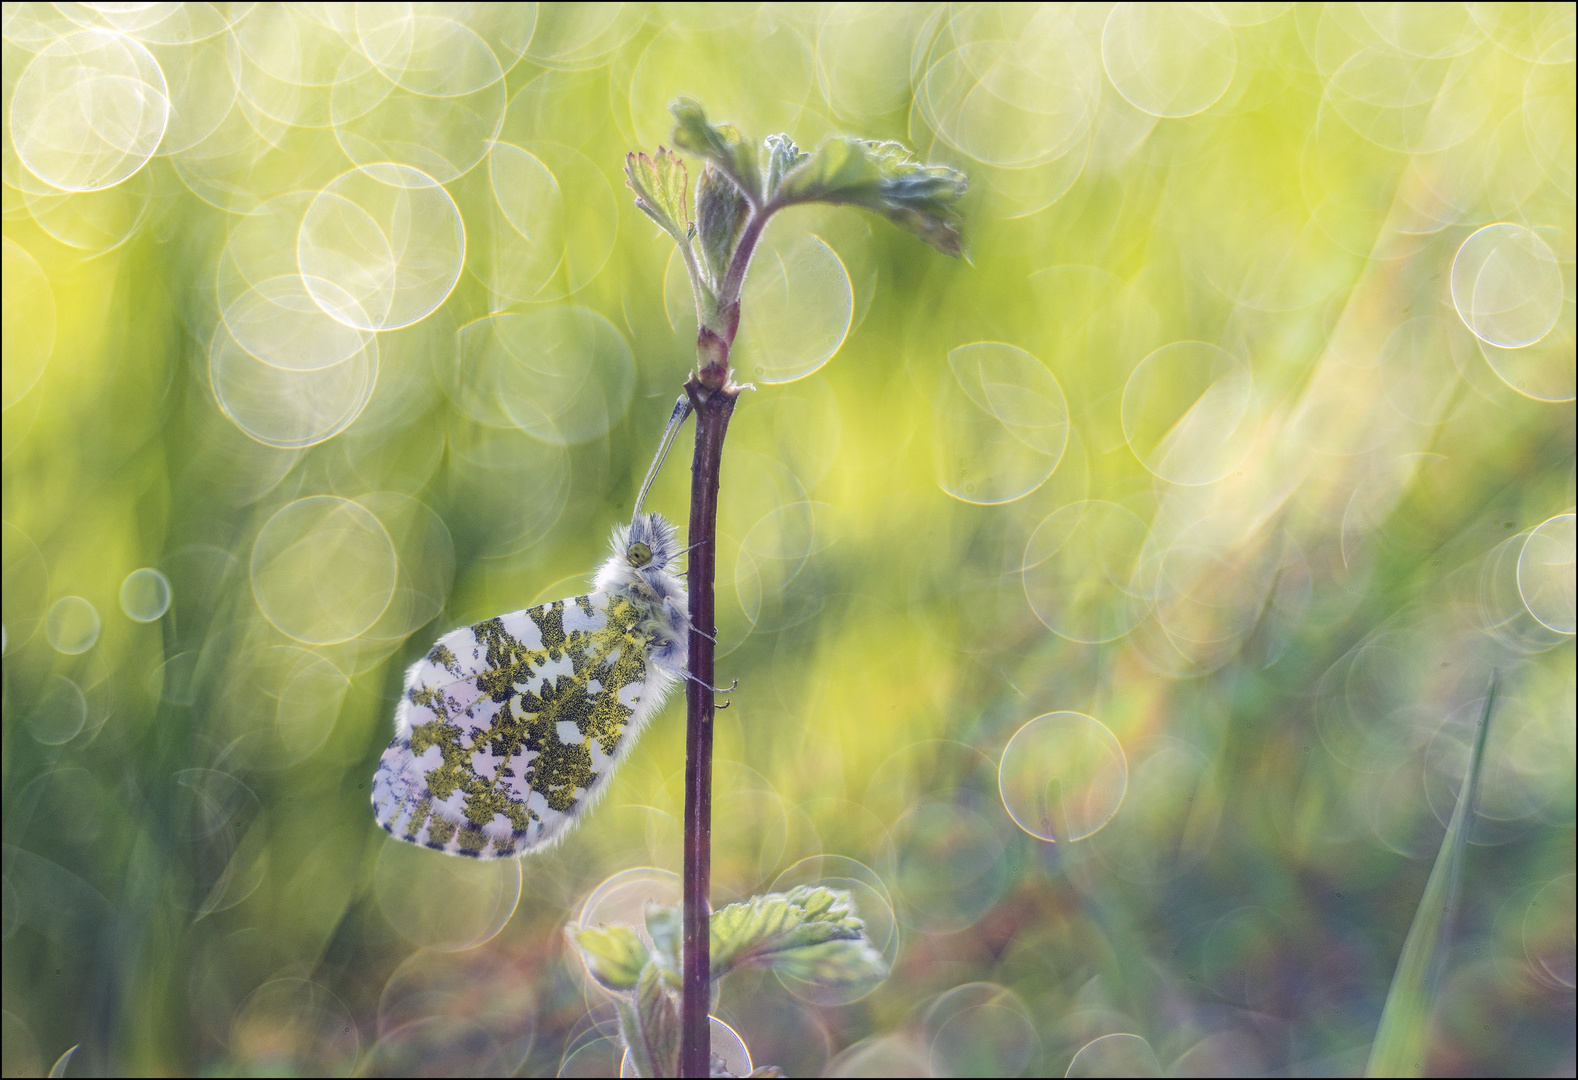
[
  {"x1": 652, "y1": 658, "x2": 737, "y2": 699},
  {"x1": 662, "y1": 595, "x2": 716, "y2": 643}
]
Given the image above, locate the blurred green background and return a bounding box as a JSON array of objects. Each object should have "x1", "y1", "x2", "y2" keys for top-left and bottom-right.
[{"x1": 2, "y1": 3, "x2": 1575, "y2": 1077}]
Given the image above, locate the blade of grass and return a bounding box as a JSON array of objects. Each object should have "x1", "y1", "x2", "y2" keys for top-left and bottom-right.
[{"x1": 1365, "y1": 672, "x2": 1499, "y2": 1077}]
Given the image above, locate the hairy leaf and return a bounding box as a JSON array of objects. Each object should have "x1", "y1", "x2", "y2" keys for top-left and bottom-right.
[
  {"x1": 767, "y1": 937, "x2": 889, "y2": 985},
  {"x1": 763, "y1": 134, "x2": 808, "y2": 202},
  {"x1": 611, "y1": 994, "x2": 646, "y2": 1077},
  {"x1": 615, "y1": 961, "x2": 680, "y2": 1079},
  {"x1": 671, "y1": 97, "x2": 761, "y2": 202},
  {"x1": 645, "y1": 901, "x2": 682, "y2": 984},
  {"x1": 774, "y1": 137, "x2": 968, "y2": 256},
  {"x1": 566, "y1": 922, "x2": 650, "y2": 991},
  {"x1": 625, "y1": 147, "x2": 692, "y2": 243},
  {"x1": 696, "y1": 163, "x2": 749, "y2": 290},
  {"x1": 708, "y1": 885, "x2": 871, "y2": 978}
]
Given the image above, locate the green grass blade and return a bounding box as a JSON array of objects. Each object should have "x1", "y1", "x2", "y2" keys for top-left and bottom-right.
[{"x1": 1365, "y1": 673, "x2": 1499, "y2": 1077}]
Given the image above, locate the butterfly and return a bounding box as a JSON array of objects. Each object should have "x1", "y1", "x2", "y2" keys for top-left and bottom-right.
[{"x1": 373, "y1": 400, "x2": 696, "y2": 858}]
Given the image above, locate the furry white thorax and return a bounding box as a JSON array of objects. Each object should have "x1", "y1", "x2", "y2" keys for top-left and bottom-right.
[{"x1": 595, "y1": 511, "x2": 690, "y2": 673}]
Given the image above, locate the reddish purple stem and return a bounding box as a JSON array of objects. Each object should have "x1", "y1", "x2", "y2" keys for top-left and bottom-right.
[{"x1": 679, "y1": 375, "x2": 737, "y2": 1078}]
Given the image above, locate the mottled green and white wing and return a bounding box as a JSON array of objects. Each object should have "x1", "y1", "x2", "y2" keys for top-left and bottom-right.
[{"x1": 372, "y1": 591, "x2": 669, "y2": 858}]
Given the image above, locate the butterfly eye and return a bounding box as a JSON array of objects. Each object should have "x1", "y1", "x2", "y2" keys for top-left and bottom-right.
[{"x1": 626, "y1": 541, "x2": 653, "y2": 567}]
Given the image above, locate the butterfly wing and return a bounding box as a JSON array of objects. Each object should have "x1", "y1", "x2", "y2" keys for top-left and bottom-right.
[{"x1": 372, "y1": 590, "x2": 666, "y2": 858}]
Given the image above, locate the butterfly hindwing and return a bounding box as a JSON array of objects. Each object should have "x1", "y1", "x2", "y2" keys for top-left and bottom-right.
[{"x1": 372, "y1": 590, "x2": 661, "y2": 858}]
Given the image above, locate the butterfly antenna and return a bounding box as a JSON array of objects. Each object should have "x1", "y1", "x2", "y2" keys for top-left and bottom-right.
[{"x1": 633, "y1": 395, "x2": 693, "y2": 523}]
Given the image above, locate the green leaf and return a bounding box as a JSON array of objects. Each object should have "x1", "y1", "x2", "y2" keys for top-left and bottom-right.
[
  {"x1": 696, "y1": 163, "x2": 749, "y2": 291},
  {"x1": 612, "y1": 995, "x2": 648, "y2": 1077},
  {"x1": 565, "y1": 922, "x2": 650, "y2": 991},
  {"x1": 645, "y1": 901, "x2": 682, "y2": 984},
  {"x1": 763, "y1": 134, "x2": 807, "y2": 202},
  {"x1": 774, "y1": 137, "x2": 968, "y2": 257},
  {"x1": 638, "y1": 963, "x2": 680, "y2": 1078},
  {"x1": 624, "y1": 147, "x2": 693, "y2": 244},
  {"x1": 708, "y1": 885, "x2": 875, "y2": 979},
  {"x1": 671, "y1": 97, "x2": 762, "y2": 203},
  {"x1": 616, "y1": 961, "x2": 680, "y2": 1079},
  {"x1": 1366, "y1": 675, "x2": 1499, "y2": 1077},
  {"x1": 767, "y1": 937, "x2": 889, "y2": 985}
]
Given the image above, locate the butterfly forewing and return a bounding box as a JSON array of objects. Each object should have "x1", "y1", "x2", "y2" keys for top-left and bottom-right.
[{"x1": 373, "y1": 590, "x2": 655, "y2": 858}]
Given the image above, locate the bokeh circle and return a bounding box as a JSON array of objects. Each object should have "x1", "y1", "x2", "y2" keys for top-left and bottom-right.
[
  {"x1": 249, "y1": 496, "x2": 397, "y2": 644},
  {"x1": 999, "y1": 712, "x2": 1128, "y2": 842}
]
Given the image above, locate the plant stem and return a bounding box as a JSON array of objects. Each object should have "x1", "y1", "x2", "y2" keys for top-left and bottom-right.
[
  {"x1": 680, "y1": 374, "x2": 738, "y2": 1078},
  {"x1": 718, "y1": 201, "x2": 776, "y2": 311}
]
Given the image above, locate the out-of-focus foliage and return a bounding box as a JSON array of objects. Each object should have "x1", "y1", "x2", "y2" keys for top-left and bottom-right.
[
  {"x1": 1367, "y1": 681, "x2": 1495, "y2": 1077},
  {"x1": 568, "y1": 887, "x2": 886, "y2": 1076},
  {"x1": 1, "y1": 4, "x2": 1574, "y2": 1078}
]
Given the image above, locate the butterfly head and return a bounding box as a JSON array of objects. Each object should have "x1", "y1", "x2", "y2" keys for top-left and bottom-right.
[
  {"x1": 623, "y1": 512, "x2": 680, "y2": 570},
  {"x1": 598, "y1": 512, "x2": 684, "y2": 597}
]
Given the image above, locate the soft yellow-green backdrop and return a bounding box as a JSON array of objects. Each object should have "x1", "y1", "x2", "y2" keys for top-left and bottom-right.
[{"x1": 2, "y1": 4, "x2": 1574, "y2": 1077}]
